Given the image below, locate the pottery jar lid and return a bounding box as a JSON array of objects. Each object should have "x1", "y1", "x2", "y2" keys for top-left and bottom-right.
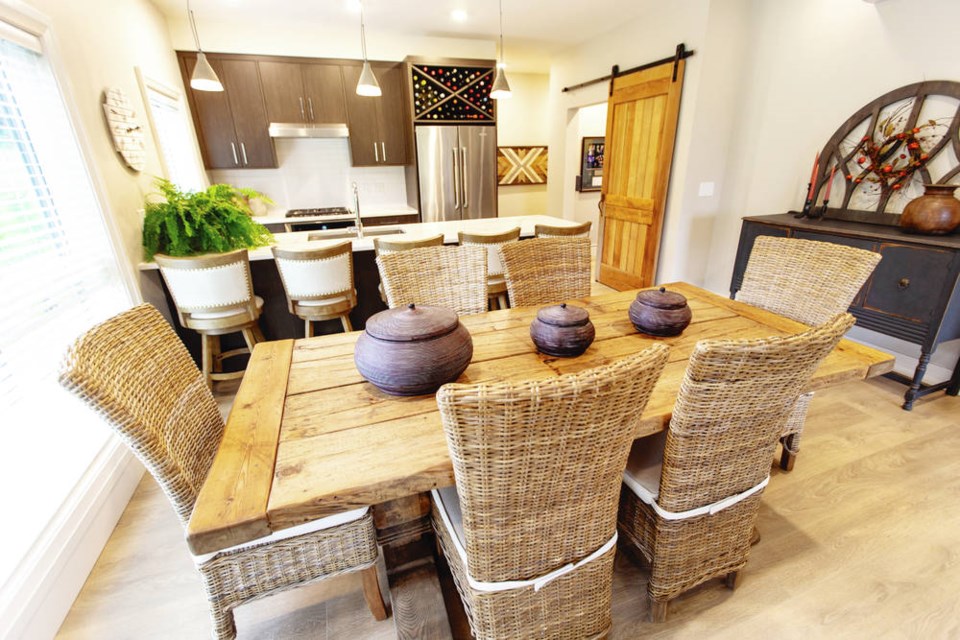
[
  {"x1": 365, "y1": 303, "x2": 460, "y2": 342},
  {"x1": 535, "y1": 302, "x2": 590, "y2": 327},
  {"x1": 634, "y1": 287, "x2": 688, "y2": 310}
]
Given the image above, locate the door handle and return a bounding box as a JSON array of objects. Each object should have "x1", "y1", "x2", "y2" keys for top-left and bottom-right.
[
  {"x1": 374, "y1": 142, "x2": 379, "y2": 163},
  {"x1": 307, "y1": 97, "x2": 315, "y2": 121},
  {"x1": 230, "y1": 142, "x2": 239, "y2": 166},
  {"x1": 299, "y1": 97, "x2": 306, "y2": 122},
  {"x1": 381, "y1": 141, "x2": 386, "y2": 163},
  {"x1": 240, "y1": 142, "x2": 248, "y2": 166},
  {"x1": 451, "y1": 148, "x2": 460, "y2": 208},
  {"x1": 460, "y1": 146, "x2": 468, "y2": 208}
]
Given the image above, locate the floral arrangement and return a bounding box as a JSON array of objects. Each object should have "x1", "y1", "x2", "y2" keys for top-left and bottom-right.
[{"x1": 845, "y1": 103, "x2": 946, "y2": 195}]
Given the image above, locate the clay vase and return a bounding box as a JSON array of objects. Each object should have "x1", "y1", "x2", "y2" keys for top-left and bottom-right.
[
  {"x1": 529, "y1": 303, "x2": 595, "y2": 357},
  {"x1": 628, "y1": 287, "x2": 692, "y2": 337},
  {"x1": 899, "y1": 184, "x2": 960, "y2": 235},
  {"x1": 354, "y1": 303, "x2": 473, "y2": 396}
]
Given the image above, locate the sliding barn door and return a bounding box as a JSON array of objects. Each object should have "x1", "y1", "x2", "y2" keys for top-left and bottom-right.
[{"x1": 598, "y1": 60, "x2": 685, "y2": 290}]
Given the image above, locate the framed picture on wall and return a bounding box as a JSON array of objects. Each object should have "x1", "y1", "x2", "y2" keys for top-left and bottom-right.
[{"x1": 578, "y1": 136, "x2": 604, "y2": 192}]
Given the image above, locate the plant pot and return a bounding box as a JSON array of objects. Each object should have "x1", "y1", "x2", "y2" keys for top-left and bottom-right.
[{"x1": 899, "y1": 184, "x2": 960, "y2": 235}]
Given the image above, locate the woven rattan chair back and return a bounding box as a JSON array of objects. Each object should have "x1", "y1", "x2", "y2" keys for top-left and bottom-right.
[
  {"x1": 458, "y1": 228, "x2": 520, "y2": 279},
  {"x1": 499, "y1": 236, "x2": 592, "y2": 307},
  {"x1": 658, "y1": 312, "x2": 855, "y2": 512},
  {"x1": 59, "y1": 304, "x2": 223, "y2": 527},
  {"x1": 373, "y1": 233, "x2": 445, "y2": 256},
  {"x1": 377, "y1": 244, "x2": 488, "y2": 316},
  {"x1": 439, "y1": 343, "x2": 669, "y2": 586},
  {"x1": 155, "y1": 250, "x2": 259, "y2": 331},
  {"x1": 737, "y1": 236, "x2": 881, "y2": 326},
  {"x1": 534, "y1": 220, "x2": 592, "y2": 238}
]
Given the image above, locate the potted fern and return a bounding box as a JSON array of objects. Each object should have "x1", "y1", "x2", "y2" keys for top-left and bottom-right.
[{"x1": 142, "y1": 179, "x2": 274, "y2": 261}]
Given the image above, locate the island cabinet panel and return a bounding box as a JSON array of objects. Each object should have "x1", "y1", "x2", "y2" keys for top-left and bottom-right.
[
  {"x1": 731, "y1": 213, "x2": 960, "y2": 409},
  {"x1": 343, "y1": 62, "x2": 411, "y2": 167},
  {"x1": 178, "y1": 52, "x2": 277, "y2": 169}
]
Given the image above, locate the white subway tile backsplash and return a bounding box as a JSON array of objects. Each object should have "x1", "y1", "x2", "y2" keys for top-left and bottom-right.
[{"x1": 208, "y1": 138, "x2": 408, "y2": 212}]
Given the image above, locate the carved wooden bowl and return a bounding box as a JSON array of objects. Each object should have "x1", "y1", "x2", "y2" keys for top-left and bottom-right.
[
  {"x1": 629, "y1": 286, "x2": 692, "y2": 336},
  {"x1": 354, "y1": 303, "x2": 473, "y2": 396},
  {"x1": 529, "y1": 303, "x2": 595, "y2": 357}
]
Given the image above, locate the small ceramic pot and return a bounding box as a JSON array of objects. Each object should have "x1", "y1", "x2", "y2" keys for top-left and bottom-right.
[
  {"x1": 629, "y1": 287, "x2": 692, "y2": 336},
  {"x1": 529, "y1": 303, "x2": 595, "y2": 357},
  {"x1": 899, "y1": 184, "x2": 960, "y2": 235},
  {"x1": 354, "y1": 303, "x2": 473, "y2": 396}
]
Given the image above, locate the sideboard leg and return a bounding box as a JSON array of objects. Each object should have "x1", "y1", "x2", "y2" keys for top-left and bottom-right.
[
  {"x1": 947, "y1": 356, "x2": 960, "y2": 396},
  {"x1": 903, "y1": 352, "x2": 932, "y2": 411}
]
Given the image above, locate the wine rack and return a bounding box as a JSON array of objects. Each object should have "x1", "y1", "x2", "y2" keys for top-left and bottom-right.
[{"x1": 410, "y1": 63, "x2": 496, "y2": 123}]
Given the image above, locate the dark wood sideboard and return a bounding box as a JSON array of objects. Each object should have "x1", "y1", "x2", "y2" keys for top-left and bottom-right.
[{"x1": 730, "y1": 213, "x2": 960, "y2": 410}]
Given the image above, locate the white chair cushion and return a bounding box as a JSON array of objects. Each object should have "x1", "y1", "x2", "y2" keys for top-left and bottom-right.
[
  {"x1": 189, "y1": 295, "x2": 263, "y2": 319},
  {"x1": 190, "y1": 505, "x2": 370, "y2": 565},
  {"x1": 161, "y1": 261, "x2": 253, "y2": 309},
  {"x1": 622, "y1": 431, "x2": 666, "y2": 504},
  {"x1": 277, "y1": 253, "x2": 352, "y2": 298}
]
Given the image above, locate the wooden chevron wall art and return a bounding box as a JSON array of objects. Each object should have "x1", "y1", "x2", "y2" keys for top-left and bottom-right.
[{"x1": 497, "y1": 146, "x2": 548, "y2": 186}]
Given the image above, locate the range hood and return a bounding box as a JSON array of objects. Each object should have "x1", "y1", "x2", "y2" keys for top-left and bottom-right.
[{"x1": 268, "y1": 122, "x2": 350, "y2": 138}]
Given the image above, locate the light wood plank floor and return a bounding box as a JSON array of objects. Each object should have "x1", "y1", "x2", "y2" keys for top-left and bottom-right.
[{"x1": 56, "y1": 373, "x2": 960, "y2": 639}]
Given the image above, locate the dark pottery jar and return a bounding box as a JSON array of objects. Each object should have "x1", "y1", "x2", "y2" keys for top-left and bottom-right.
[
  {"x1": 629, "y1": 287, "x2": 692, "y2": 337},
  {"x1": 899, "y1": 184, "x2": 960, "y2": 235},
  {"x1": 354, "y1": 303, "x2": 473, "y2": 396},
  {"x1": 529, "y1": 303, "x2": 595, "y2": 357}
]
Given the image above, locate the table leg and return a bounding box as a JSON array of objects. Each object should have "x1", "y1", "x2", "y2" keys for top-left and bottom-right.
[
  {"x1": 902, "y1": 351, "x2": 931, "y2": 411},
  {"x1": 372, "y1": 494, "x2": 453, "y2": 640}
]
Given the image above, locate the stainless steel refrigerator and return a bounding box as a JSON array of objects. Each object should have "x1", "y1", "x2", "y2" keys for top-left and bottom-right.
[{"x1": 415, "y1": 125, "x2": 498, "y2": 222}]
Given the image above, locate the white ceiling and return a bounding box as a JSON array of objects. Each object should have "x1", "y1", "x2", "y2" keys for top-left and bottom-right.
[{"x1": 155, "y1": 0, "x2": 656, "y2": 70}]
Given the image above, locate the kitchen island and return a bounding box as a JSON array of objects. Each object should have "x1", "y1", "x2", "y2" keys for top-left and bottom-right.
[{"x1": 139, "y1": 216, "x2": 582, "y2": 363}]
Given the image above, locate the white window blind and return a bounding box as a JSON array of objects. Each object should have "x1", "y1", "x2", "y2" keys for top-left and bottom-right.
[
  {"x1": 0, "y1": 27, "x2": 131, "y2": 586},
  {"x1": 144, "y1": 81, "x2": 205, "y2": 193}
]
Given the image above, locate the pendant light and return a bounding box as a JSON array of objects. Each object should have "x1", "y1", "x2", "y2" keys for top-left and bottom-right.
[
  {"x1": 490, "y1": 0, "x2": 511, "y2": 100},
  {"x1": 187, "y1": 0, "x2": 223, "y2": 92},
  {"x1": 356, "y1": 1, "x2": 382, "y2": 97}
]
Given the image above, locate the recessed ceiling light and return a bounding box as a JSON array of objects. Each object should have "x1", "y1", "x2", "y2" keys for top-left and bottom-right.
[{"x1": 451, "y1": 9, "x2": 468, "y2": 22}]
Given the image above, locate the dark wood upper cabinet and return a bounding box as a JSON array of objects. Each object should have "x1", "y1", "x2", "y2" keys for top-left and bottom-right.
[
  {"x1": 342, "y1": 62, "x2": 410, "y2": 167},
  {"x1": 302, "y1": 64, "x2": 347, "y2": 123},
  {"x1": 178, "y1": 52, "x2": 277, "y2": 169},
  {"x1": 259, "y1": 61, "x2": 307, "y2": 123}
]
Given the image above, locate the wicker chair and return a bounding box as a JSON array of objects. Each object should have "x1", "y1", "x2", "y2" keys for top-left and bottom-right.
[
  {"x1": 154, "y1": 250, "x2": 265, "y2": 389},
  {"x1": 59, "y1": 304, "x2": 389, "y2": 640},
  {"x1": 272, "y1": 241, "x2": 357, "y2": 336},
  {"x1": 736, "y1": 236, "x2": 881, "y2": 470},
  {"x1": 377, "y1": 244, "x2": 488, "y2": 316},
  {"x1": 458, "y1": 228, "x2": 521, "y2": 310},
  {"x1": 618, "y1": 313, "x2": 855, "y2": 622},
  {"x1": 432, "y1": 343, "x2": 669, "y2": 639},
  {"x1": 373, "y1": 234, "x2": 445, "y2": 304},
  {"x1": 535, "y1": 220, "x2": 592, "y2": 238},
  {"x1": 499, "y1": 236, "x2": 592, "y2": 307}
]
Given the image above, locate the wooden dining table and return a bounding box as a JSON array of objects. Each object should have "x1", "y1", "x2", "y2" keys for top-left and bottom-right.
[{"x1": 186, "y1": 282, "x2": 893, "y2": 636}]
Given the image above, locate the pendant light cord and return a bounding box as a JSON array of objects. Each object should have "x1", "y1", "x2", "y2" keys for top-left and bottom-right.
[
  {"x1": 187, "y1": 0, "x2": 202, "y2": 52},
  {"x1": 498, "y1": 0, "x2": 505, "y2": 65},
  {"x1": 360, "y1": 1, "x2": 369, "y2": 61}
]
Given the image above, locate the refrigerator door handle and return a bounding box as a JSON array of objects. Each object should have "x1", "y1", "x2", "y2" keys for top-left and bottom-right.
[
  {"x1": 460, "y1": 146, "x2": 468, "y2": 208},
  {"x1": 451, "y1": 147, "x2": 460, "y2": 208}
]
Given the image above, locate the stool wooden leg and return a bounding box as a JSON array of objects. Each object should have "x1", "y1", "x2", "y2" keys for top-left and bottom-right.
[
  {"x1": 305, "y1": 318, "x2": 314, "y2": 338},
  {"x1": 498, "y1": 294, "x2": 509, "y2": 309},
  {"x1": 360, "y1": 564, "x2": 389, "y2": 621},
  {"x1": 340, "y1": 313, "x2": 353, "y2": 333},
  {"x1": 241, "y1": 328, "x2": 258, "y2": 352},
  {"x1": 208, "y1": 334, "x2": 223, "y2": 373},
  {"x1": 252, "y1": 324, "x2": 266, "y2": 343},
  {"x1": 200, "y1": 334, "x2": 213, "y2": 389}
]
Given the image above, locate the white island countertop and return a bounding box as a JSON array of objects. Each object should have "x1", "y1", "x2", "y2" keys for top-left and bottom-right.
[{"x1": 138, "y1": 215, "x2": 580, "y2": 270}]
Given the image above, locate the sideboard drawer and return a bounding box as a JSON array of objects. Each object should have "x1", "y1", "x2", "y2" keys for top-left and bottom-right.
[{"x1": 863, "y1": 243, "x2": 954, "y2": 324}]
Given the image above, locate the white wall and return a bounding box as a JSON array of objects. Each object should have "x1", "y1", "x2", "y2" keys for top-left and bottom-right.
[
  {"x1": 495, "y1": 72, "x2": 550, "y2": 217},
  {"x1": 565, "y1": 102, "x2": 606, "y2": 244}
]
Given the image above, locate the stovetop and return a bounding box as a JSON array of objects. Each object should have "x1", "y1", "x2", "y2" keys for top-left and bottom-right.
[{"x1": 285, "y1": 207, "x2": 352, "y2": 218}]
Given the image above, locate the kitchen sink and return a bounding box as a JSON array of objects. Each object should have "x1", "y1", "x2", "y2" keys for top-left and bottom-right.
[{"x1": 307, "y1": 228, "x2": 406, "y2": 241}]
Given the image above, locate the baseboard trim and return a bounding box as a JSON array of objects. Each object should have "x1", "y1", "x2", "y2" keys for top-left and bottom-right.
[{"x1": 0, "y1": 438, "x2": 144, "y2": 639}]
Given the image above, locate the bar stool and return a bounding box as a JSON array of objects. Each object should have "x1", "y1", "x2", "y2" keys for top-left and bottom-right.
[
  {"x1": 458, "y1": 227, "x2": 520, "y2": 310},
  {"x1": 373, "y1": 234, "x2": 445, "y2": 305},
  {"x1": 272, "y1": 241, "x2": 356, "y2": 336},
  {"x1": 154, "y1": 249, "x2": 264, "y2": 389},
  {"x1": 534, "y1": 220, "x2": 592, "y2": 238}
]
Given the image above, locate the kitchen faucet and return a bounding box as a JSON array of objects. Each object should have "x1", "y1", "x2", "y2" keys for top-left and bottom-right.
[{"x1": 350, "y1": 182, "x2": 364, "y2": 239}]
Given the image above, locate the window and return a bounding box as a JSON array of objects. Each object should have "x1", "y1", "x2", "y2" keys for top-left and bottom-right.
[
  {"x1": 137, "y1": 69, "x2": 205, "y2": 193},
  {"x1": 0, "y1": 24, "x2": 131, "y2": 585}
]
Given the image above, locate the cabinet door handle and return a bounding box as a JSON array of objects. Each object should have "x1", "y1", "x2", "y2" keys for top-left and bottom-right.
[
  {"x1": 381, "y1": 141, "x2": 386, "y2": 163},
  {"x1": 240, "y1": 142, "x2": 248, "y2": 166},
  {"x1": 299, "y1": 97, "x2": 306, "y2": 122},
  {"x1": 230, "y1": 142, "x2": 239, "y2": 166},
  {"x1": 898, "y1": 277, "x2": 910, "y2": 290},
  {"x1": 307, "y1": 97, "x2": 315, "y2": 121},
  {"x1": 374, "y1": 142, "x2": 379, "y2": 163}
]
